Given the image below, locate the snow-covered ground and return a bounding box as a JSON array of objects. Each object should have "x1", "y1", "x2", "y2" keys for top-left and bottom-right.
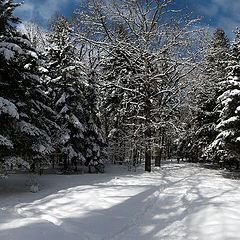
[{"x1": 1, "y1": 161, "x2": 240, "y2": 240}]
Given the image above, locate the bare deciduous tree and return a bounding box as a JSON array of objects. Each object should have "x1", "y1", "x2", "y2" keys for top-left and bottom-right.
[{"x1": 75, "y1": 0, "x2": 207, "y2": 171}]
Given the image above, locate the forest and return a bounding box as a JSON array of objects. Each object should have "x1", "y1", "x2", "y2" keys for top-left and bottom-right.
[{"x1": 1, "y1": 0, "x2": 240, "y2": 176}]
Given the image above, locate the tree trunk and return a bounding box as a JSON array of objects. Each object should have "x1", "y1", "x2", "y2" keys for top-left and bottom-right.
[
  {"x1": 155, "y1": 129, "x2": 162, "y2": 167},
  {"x1": 155, "y1": 147, "x2": 162, "y2": 167},
  {"x1": 145, "y1": 146, "x2": 151, "y2": 172},
  {"x1": 64, "y1": 158, "x2": 68, "y2": 170},
  {"x1": 236, "y1": 161, "x2": 239, "y2": 170},
  {"x1": 145, "y1": 98, "x2": 151, "y2": 172}
]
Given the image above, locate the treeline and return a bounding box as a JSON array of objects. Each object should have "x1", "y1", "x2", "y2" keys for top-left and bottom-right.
[
  {"x1": 0, "y1": 0, "x2": 105, "y2": 175},
  {"x1": 178, "y1": 28, "x2": 240, "y2": 170},
  {"x1": 0, "y1": 0, "x2": 240, "y2": 175}
]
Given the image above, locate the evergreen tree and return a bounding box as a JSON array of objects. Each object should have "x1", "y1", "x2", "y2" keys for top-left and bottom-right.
[
  {"x1": 46, "y1": 15, "x2": 104, "y2": 171},
  {"x1": 0, "y1": 0, "x2": 20, "y2": 33},
  {"x1": 207, "y1": 28, "x2": 240, "y2": 166},
  {"x1": 0, "y1": 1, "x2": 55, "y2": 176},
  {"x1": 195, "y1": 28, "x2": 229, "y2": 162}
]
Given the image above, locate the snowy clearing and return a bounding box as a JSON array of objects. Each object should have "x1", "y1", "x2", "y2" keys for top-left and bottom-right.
[{"x1": 1, "y1": 161, "x2": 240, "y2": 240}]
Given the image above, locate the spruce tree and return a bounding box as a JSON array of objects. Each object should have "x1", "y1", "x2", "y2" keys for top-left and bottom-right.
[
  {"x1": 208, "y1": 28, "x2": 240, "y2": 165},
  {"x1": 0, "y1": 1, "x2": 55, "y2": 175},
  {"x1": 46, "y1": 15, "x2": 104, "y2": 171},
  {"x1": 196, "y1": 28, "x2": 229, "y2": 162}
]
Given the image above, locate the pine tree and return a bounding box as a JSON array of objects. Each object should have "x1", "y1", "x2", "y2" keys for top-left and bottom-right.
[
  {"x1": 46, "y1": 15, "x2": 104, "y2": 171},
  {"x1": 0, "y1": 1, "x2": 55, "y2": 176},
  {"x1": 84, "y1": 72, "x2": 105, "y2": 170},
  {"x1": 208, "y1": 28, "x2": 240, "y2": 166},
  {"x1": 195, "y1": 28, "x2": 229, "y2": 162},
  {"x1": 0, "y1": 0, "x2": 20, "y2": 33}
]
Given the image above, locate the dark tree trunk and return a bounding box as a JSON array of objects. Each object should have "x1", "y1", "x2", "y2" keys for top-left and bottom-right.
[
  {"x1": 236, "y1": 161, "x2": 239, "y2": 170},
  {"x1": 145, "y1": 97, "x2": 151, "y2": 172},
  {"x1": 155, "y1": 147, "x2": 162, "y2": 167},
  {"x1": 64, "y1": 158, "x2": 68, "y2": 170},
  {"x1": 155, "y1": 129, "x2": 162, "y2": 167},
  {"x1": 145, "y1": 146, "x2": 151, "y2": 172}
]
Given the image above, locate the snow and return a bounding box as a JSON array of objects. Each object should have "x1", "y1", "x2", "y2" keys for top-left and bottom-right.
[
  {"x1": 0, "y1": 97, "x2": 19, "y2": 119},
  {"x1": 61, "y1": 132, "x2": 71, "y2": 143},
  {"x1": 24, "y1": 63, "x2": 31, "y2": 70},
  {"x1": 0, "y1": 38, "x2": 36, "y2": 61},
  {"x1": 32, "y1": 144, "x2": 46, "y2": 154},
  {"x1": 0, "y1": 47, "x2": 15, "y2": 60},
  {"x1": 219, "y1": 89, "x2": 240, "y2": 104},
  {"x1": 59, "y1": 105, "x2": 69, "y2": 115},
  {"x1": 0, "y1": 135, "x2": 13, "y2": 148},
  {"x1": 70, "y1": 114, "x2": 85, "y2": 132},
  {"x1": 19, "y1": 120, "x2": 42, "y2": 136},
  {"x1": 1, "y1": 162, "x2": 240, "y2": 240},
  {"x1": 236, "y1": 106, "x2": 240, "y2": 114},
  {"x1": 62, "y1": 146, "x2": 77, "y2": 159},
  {"x1": 38, "y1": 66, "x2": 49, "y2": 73},
  {"x1": 216, "y1": 129, "x2": 235, "y2": 140},
  {"x1": 56, "y1": 93, "x2": 68, "y2": 106},
  {"x1": 2, "y1": 156, "x2": 30, "y2": 170},
  {"x1": 14, "y1": 37, "x2": 32, "y2": 48},
  {"x1": 216, "y1": 116, "x2": 239, "y2": 129},
  {"x1": 26, "y1": 50, "x2": 38, "y2": 59},
  {"x1": 0, "y1": 42, "x2": 23, "y2": 59}
]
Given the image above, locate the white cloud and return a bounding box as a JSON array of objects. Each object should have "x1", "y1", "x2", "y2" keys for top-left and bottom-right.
[
  {"x1": 218, "y1": 16, "x2": 239, "y2": 40},
  {"x1": 212, "y1": 0, "x2": 240, "y2": 20},
  {"x1": 199, "y1": 3, "x2": 220, "y2": 17},
  {"x1": 38, "y1": 0, "x2": 69, "y2": 20},
  {"x1": 14, "y1": 2, "x2": 35, "y2": 21},
  {"x1": 14, "y1": 0, "x2": 70, "y2": 23},
  {"x1": 17, "y1": 2, "x2": 34, "y2": 12},
  {"x1": 198, "y1": 0, "x2": 240, "y2": 40}
]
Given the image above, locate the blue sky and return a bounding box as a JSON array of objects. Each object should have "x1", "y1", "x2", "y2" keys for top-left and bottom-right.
[{"x1": 14, "y1": 0, "x2": 240, "y2": 40}]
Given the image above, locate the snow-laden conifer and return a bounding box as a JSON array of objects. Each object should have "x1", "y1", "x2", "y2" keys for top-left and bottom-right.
[
  {"x1": 207, "y1": 29, "x2": 240, "y2": 164},
  {"x1": 0, "y1": 0, "x2": 55, "y2": 175},
  {"x1": 46, "y1": 15, "x2": 104, "y2": 171},
  {"x1": 194, "y1": 29, "x2": 230, "y2": 162}
]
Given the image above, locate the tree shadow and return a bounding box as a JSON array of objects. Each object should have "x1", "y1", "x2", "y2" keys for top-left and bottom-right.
[
  {"x1": 1, "y1": 163, "x2": 240, "y2": 240},
  {"x1": 0, "y1": 164, "x2": 143, "y2": 200}
]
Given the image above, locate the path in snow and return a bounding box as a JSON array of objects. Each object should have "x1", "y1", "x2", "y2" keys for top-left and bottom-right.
[{"x1": 0, "y1": 161, "x2": 240, "y2": 240}]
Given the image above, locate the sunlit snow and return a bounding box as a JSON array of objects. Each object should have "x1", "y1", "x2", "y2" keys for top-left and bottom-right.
[{"x1": 1, "y1": 162, "x2": 240, "y2": 240}]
